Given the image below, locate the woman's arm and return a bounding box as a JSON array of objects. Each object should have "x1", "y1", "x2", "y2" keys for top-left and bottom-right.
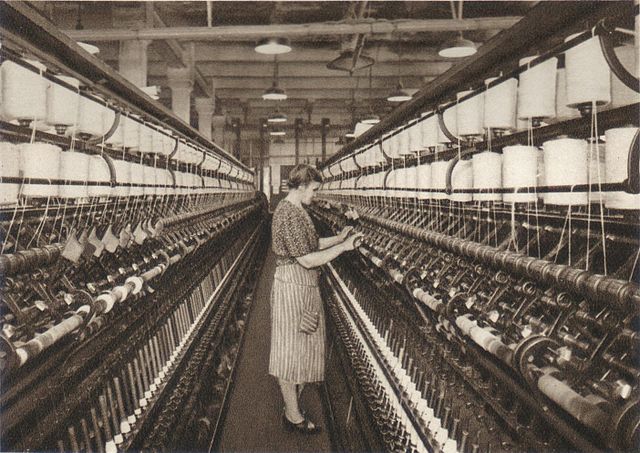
[
  {"x1": 296, "y1": 233, "x2": 362, "y2": 269},
  {"x1": 318, "y1": 226, "x2": 354, "y2": 250}
]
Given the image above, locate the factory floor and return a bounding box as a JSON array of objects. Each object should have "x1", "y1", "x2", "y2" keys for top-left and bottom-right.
[{"x1": 217, "y1": 249, "x2": 332, "y2": 452}]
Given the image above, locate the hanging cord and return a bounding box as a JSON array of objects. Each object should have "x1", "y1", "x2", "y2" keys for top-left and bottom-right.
[{"x1": 594, "y1": 100, "x2": 608, "y2": 274}]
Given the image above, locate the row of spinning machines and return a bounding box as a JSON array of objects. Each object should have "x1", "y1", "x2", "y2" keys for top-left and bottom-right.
[{"x1": 311, "y1": 6, "x2": 640, "y2": 451}]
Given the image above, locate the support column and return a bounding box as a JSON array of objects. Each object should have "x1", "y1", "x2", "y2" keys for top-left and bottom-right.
[
  {"x1": 321, "y1": 118, "x2": 330, "y2": 163},
  {"x1": 212, "y1": 113, "x2": 226, "y2": 147},
  {"x1": 294, "y1": 118, "x2": 303, "y2": 165},
  {"x1": 166, "y1": 66, "x2": 193, "y2": 124},
  {"x1": 118, "y1": 40, "x2": 150, "y2": 87},
  {"x1": 259, "y1": 118, "x2": 267, "y2": 192},
  {"x1": 194, "y1": 97, "x2": 214, "y2": 140},
  {"x1": 232, "y1": 118, "x2": 242, "y2": 160}
]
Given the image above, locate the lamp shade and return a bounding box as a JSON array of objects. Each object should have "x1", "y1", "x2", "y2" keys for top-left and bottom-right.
[
  {"x1": 269, "y1": 129, "x2": 286, "y2": 136},
  {"x1": 327, "y1": 49, "x2": 375, "y2": 72},
  {"x1": 262, "y1": 84, "x2": 287, "y2": 101},
  {"x1": 267, "y1": 111, "x2": 287, "y2": 123},
  {"x1": 387, "y1": 83, "x2": 412, "y2": 102},
  {"x1": 255, "y1": 37, "x2": 292, "y2": 55},
  {"x1": 438, "y1": 35, "x2": 477, "y2": 58},
  {"x1": 361, "y1": 114, "x2": 380, "y2": 125}
]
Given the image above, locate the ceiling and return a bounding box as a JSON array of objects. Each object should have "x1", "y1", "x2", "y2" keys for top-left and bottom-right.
[{"x1": 30, "y1": 1, "x2": 536, "y2": 134}]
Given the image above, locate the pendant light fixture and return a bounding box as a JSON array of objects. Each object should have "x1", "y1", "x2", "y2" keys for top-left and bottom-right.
[
  {"x1": 387, "y1": 46, "x2": 412, "y2": 102},
  {"x1": 262, "y1": 56, "x2": 287, "y2": 101},
  {"x1": 255, "y1": 37, "x2": 292, "y2": 55},
  {"x1": 269, "y1": 129, "x2": 286, "y2": 136},
  {"x1": 438, "y1": 1, "x2": 477, "y2": 58},
  {"x1": 267, "y1": 109, "x2": 287, "y2": 123}
]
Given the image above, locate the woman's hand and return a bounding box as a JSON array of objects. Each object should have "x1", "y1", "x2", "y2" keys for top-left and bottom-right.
[
  {"x1": 338, "y1": 226, "x2": 354, "y2": 241},
  {"x1": 341, "y1": 233, "x2": 364, "y2": 251}
]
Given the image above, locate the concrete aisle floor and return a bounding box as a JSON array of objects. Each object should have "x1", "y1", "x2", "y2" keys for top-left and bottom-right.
[{"x1": 218, "y1": 250, "x2": 332, "y2": 452}]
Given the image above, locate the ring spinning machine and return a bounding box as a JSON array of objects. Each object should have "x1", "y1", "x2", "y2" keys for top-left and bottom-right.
[
  {"x1": 0, "y1": 4, "x2": 268, "y2": 452},
  {"x1": 314, "y1": 2, "x2": 640, "y2": 452}
]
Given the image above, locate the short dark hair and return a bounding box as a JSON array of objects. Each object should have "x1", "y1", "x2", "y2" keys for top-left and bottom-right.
[{"x1": 287, "y1": 164, "x2": 323, "y2": 189}]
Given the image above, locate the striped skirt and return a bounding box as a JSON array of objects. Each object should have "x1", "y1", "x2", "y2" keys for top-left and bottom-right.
[{"x1": 268, "y1": 263, "x2": 325, "y2": 383}]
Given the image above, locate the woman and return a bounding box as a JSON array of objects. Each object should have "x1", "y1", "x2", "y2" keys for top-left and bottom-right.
[{"x1": 269, "y1": 163, "x2": 361, "y2": 434}]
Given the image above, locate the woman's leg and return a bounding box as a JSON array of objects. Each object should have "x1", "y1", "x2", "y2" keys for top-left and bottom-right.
[{"x1": 279, "y1": 379, "x2": 304, "y2": 423}]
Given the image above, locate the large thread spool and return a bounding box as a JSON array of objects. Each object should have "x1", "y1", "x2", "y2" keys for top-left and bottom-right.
[
  {"x1": 143, "y1": 163, "x2": 157, "y2": 196},
  {"x1": 416, "y1": 163, "x2": 432, "y2": 200},
  {"x1": 19, "y1": 143, "x2": 62, "y2": 198},
  {"x1": 555, "y1": 69, "x2": 580, "y2": 121},
  {"x1": 565, "y1": 33, "x2": 611, "y2": 109},
  {"x1": 431, "y1": 160, "x2": 450, "y2": 200},
  {"x1": 112, "y1": 159, "x2": 131, "y2": 197},
  {"x1": 373, "y1": 171, "x2": 386, "y2": 198},
  {"x1": 409, "y1": 122, "x2": 423, "y2": 152},
  {"x1": 456, "y1": 90, "x2": 484, "y2": 137},
  {"x1": 399, "y1": 129, "x2": 412, "y2": 156},
  {"x1": 59, "y1": 151, "x2": 90, "y2": 198},
  {"x1": 543, "y1": 138, "x2": 588, "y2": 206},
  {"x1": 70, "y1": 95, "x2": 106, "y2": 138},
  {"x1": 387, "y1": 132, "x2": 400, "y2": 158},
  {"x1": 156, "y1": 168, "x2": 170, "y2": 196},
  {"x1": 484, "y1": 77, "x2": 517, "y2": 131},
  {"x1": 472, "y1": 151, "x2": 502, "y2": 201},
  {"x1": 123, "y1": 117, "x2": 140, "y2": 150},
  {"x1": 405, "y1": 165, "x2": 417, "y2": 196},
  {"x1": 421, "y1": 113, "x2": 440, "y2": 148},
  {"x1": 611, "y1": 44, "x2": 637, "y2": 108},
  {"x1": 152, "y1": 130, "x2": 165, "y2": 155},
  {"x1": 1, "y1": 60, "x2": 47, "y2": 123},
  {"x1": 87, "y1": 155, "x2": 113, "y2": 198},
  {"x1": 517, "y1": 56, "x2": 558, "y2": 120},
  {"x1": 502, "y1": 145, "x2": 539, "y2": 203},
  {"x1": 174, "y1": 171, "x2": 185, "y2": 195},
  {"x1": 605, "y1": 127, "x2": 640, "y2": 209},
  {"x1": 45, "y1": 75, "x2": 80, "y2": 133},
  {"x1": 0, "y1": 142, "x2": 20, "y2": 205},
  {"x1": 451, "y1": 159, "x2": 473, "y2": 202},
  {"x1": 129, "y1": 163, "x2": 145, "y2": 196},
  {"x1": 437, "y1": 106, "x2": 458, "y2": 144},
  {"x1": 139, "y1": 125, "x2": 154, "y2": 154},
  {"x1": 588, "y1": 143, "x2": 606, "y2": 203}
]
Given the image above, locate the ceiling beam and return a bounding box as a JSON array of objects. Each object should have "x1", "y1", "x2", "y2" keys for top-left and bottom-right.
[
  {"x1": 63, "y1": 17, "x2": 522, "y2": 41},
  {"x1": 149, "y1": 7, "x2": 211, "y2": 98},
  {"x1": 154, "y1": 87, "x2": 416, "y2": 99},
  {"x1": 204, "y1": 76, "x2": 431, "y2": 89}
]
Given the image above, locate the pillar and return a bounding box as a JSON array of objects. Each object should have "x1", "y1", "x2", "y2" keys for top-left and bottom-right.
[
  {"x1": 194, "y1": 97, "x2": 214, "y2": 140},
  {"x1": 166, "y1": 66, "x2": 193, "y2": 124},
  {"x1": 212, "y1": 114, "x2": 226, "y2": 146},
  {"x1": 118, "y1": 40, "x2": 150, "y2": 87},
  {"x1": 294, "y1": 118, "x2": 303, "y2": 165},
  {"x1": 321, "y1": 118, "x2": 330, "y2": 163}
]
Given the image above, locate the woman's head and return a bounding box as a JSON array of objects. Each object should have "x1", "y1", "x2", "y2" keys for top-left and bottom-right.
[{"x1": 287, "y1": 164, "x2": 323, "y2": 205}]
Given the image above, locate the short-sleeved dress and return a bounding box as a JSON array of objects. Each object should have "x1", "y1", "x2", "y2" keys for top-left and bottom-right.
[{"x1": 269, "y1": 199, "x2": 325, "y2": 384}]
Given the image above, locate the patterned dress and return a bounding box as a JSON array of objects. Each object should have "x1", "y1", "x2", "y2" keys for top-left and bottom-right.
[{"x1": 269, "y1": 199, "x2": 325, "y2": 383}]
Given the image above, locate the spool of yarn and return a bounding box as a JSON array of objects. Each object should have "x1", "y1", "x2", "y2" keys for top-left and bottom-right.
[
  {"x1": 555, "y1": 69, "x2": 580, "y2": 121},
  {"x1": 416, "y1": 163, "x2": 432, "y2": 200},
  {"x1": 437, "y1": 106, "x2": 458, "y2": 144},
  {"x1": 138, "y1": 125, "x2": 154, "y2": 154},
  {"x1": 152, "y1": 130, "x2": 165, "y2": 155},
  {"x1": 19, "y1": 143, "x2": 61, "y2": 198},
  {"x1": 46, "y1": 75, "x2": 80, "y2": 133},
  {"x1": 605, "y1": 127, "x2": 640, "y2": 209},
  {"x1": 611, "y1": 45, "x2": 637, "y2": 108},
  {"x1": 565, "y1": 33, "x2": 611, "y2": 108},
  {"x1": 409, "y1": 122, "x2": 423, "y2": 152},
  {"x1": 502, "y1": 145, "x2": 539, "y2": 203},
  {"x1": 162, "y1": 134, "x2": 176, "y2": 155},
  {"x1": 129, "y1": 163, "x2": 145, "y2": 196},
  {"x1": 112, "y1": 159, "x2": 131, "y2": 197},
  {"x1": 484, "y1": 77, "x2": 517, "y2": 131},
  {"x1": 421, "y1": 113, "x2": 440, "y2": 148},
  {"x1": 143, "y1": 165, "x2": 157, "y2": 196},
  {"x1": 386, "y1": 133, "x2": 400, "y2": 158},
  {"x1": 543, "y1": 138, "x2": 588, "y2": 206},
  {"x1": 123, "y1": 117, "x2": 141, "y2": 150},
  {"x1": 405, "y1": 166, "x2": 417, "y2": 194},
  {"x1": 59, "y1": 151, "x2": 90, "y2": 198},
  {"x1": 174, "y1": 171, "x2": 185, "y2": 195},
  {"x1": 1, "y1": 60, "x2": 48, "y2": 123},
  {"x1": 451, "y1": 159, "x2": 473, "y2": 202},
  {"x1": 456, "y1": 90, "x2": 484, "y2": 137},
  {"x1": 69, "y1": 96, "x2": 106, "y2": 138},
  {"x1": 0, "y1": 142, "x2": 20, "y2": 205},
  {"x1": 88, "y1": 155, "x2": 113, "y2": 198},
  {"x1": 472, "y1": 151, "x2": 502, "y2": 201},
  {"x1": 101, "y1": 107, "x2": 116, "y2": 139},
  {"x1": 155, "y1": 169, "x2": 168, "y2": 196},
  {"x1": 399, "y1": 129, "x2": 412, "y2": 155},
  {"x1": 587, "y1": 143, "x2": 606, "y2": 204},
  {"x1": 517, "y1": 56, "x2": 557, "y2": 120},
  {"x1": 431, "y1": 160, "x2": 450, "y2": 200}
]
